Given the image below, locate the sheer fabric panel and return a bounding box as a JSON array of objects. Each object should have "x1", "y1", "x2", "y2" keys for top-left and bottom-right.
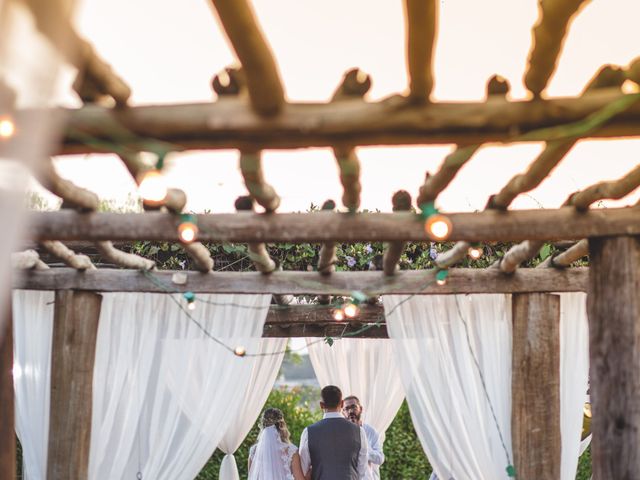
[
  {"x1": 218, "y1": 337, "x2": 287, "y2": 480},
  {"x1": 12, "y1": 290, "x2": 54, "y2": 480},
  {"x1": 384, "y1": 294, "x2": 513, "y2": 480},
  {"x1": 306, "y1": 337, "x2": 405, "y2": 436}
]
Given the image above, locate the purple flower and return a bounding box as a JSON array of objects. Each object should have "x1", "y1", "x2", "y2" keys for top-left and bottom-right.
[
  {"x1": 364, "y1": 244, "x2": 373, "y2": 254},
  {"x1": 346, "y1": 256, "x2": 356, "y2": 268},
  {"x1": 429, "y1": 243, "x2": 438, "y2": 260}
]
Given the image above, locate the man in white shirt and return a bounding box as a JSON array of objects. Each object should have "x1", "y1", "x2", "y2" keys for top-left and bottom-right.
[
  {"x1": 299, "y1": 385, "x2": 369, "y2": 480},
  {"x1": 343, "y1": 395, "x2": 385, "y2": 480}
]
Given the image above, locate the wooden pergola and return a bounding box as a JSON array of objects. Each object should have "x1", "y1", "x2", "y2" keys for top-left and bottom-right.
[{"x1": 3, "y1": 0, "x2": 640, "y2": 479}]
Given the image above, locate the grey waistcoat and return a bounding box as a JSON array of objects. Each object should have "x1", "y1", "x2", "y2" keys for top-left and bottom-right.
[{"x1": 307, "y1": 417, "x2": 361, "y2": 480}]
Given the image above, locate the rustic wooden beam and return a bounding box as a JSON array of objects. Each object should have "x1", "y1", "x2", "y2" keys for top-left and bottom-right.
[
  {"x1": 209, "y1": 0, "x2": 285, "y2": 116},
  {"x1": 40, "y1": 89, "x2": 640, "y2": 154},
  {"x1": 47, "y1": 290, "x2": 102, "y2": 480},
  {"x1": 587, "y1": 236, "x2": 640, "y2": 478},
  {"x1": 524, "y1": 0, "x2": 591, "y2": 96},
  {"x1": 264, "y1": 304, "x2": 386, "y2": 338},
  {"x1": 403, "y1": 0, "x2": 437, "y2": 102},
  {"x1": 27, "y1": 206, "x2": 640, "y2": 243},
  {"x1": 512, "y1": 293, "x2": 561, "y2": 480},
  {"x1": 0, "y1": 298, "x2": 15, "y2": 480},
  {"x1": 566, "y1": 163, "x2": 640, "y2": 210},
  {"x1": 13, "y1": 267, "x2": 589, "y2": 294}
]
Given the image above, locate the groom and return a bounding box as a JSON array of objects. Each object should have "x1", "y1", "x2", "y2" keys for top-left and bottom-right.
[{"x1": 299, "y1": 385, "x2": 369, "y2": 480}]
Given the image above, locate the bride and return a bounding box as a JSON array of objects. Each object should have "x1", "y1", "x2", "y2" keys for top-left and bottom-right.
[{"x1": 248, "y1": 408, "x2": 307, "y2": 480}]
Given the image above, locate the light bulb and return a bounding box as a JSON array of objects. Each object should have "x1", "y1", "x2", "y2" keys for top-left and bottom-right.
[
  {"x1": 187, "y1": 301, "x2": 196, "y2": 311},
  {"x1": 0, "y1": 117, "x2": 15, "y2": 139},
  {"x1": 425, "y1": 214, "x2": 452, "y2": 241},
  {"x1": 178, "y1": 222, "x2": 198, "y2": 243},
  {"x1": 332, "y1": 309, "x2": 345, "y2": 321},
  {"x1": 343, "y1": 303, "x2": 359, "y2": 318},
  {"x1": 436, "y1": 269, "x2": 449, "y2": 286},
  {"x1": 234, "y1": 346, "x2": 246, "y2": 357},
  {"x1": 138, "y1": 170, "x2": 168, "y2": 205},
  {"x1": 436, "y1": 278, "x2": 447, "y2": 286},
  {"x1": 468, "y1": 247, "x2": 482, "y2": 260}
]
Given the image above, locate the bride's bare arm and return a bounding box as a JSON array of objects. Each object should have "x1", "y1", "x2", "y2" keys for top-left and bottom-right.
[{"x1": 291, "y1": 452, "x2": 308, "y2": 480}]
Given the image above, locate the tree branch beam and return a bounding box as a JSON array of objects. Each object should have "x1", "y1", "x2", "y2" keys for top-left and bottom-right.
[
  {"x1": 38, "y1": 89, "x2": 640, "y2": 154},
  {"x1": 566, "y1": 163, "x2": 640, "y2": 210},
  {"x1": 239, "y1": 152, "x2": 281, "y2": 212},
  {"x1": 403, "y1": 0, "x2": 437, "y2": 102},
  {"x1": 27, "y1": 207, "x2": 640, "y2": 243},
  {"x1": 40, "y1": 241, "x2": 95, "y2": 271},
  {"x1": 13, "y1": 267, "x2": 589, "y2": 295},
  {"x1": 209, "y1": 0, "x2": 285, "y2": 116},
  {"x1": 524, "y1": 0, "x2": 591, "y2": 96}
]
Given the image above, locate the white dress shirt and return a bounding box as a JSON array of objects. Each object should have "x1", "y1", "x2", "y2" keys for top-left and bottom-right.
[
  {"x1": 299, "y1": 411, "x2": 369, "y2": 479},
  {"x1": 363, "y1": 423, "x2": 384, "y2": 480}
]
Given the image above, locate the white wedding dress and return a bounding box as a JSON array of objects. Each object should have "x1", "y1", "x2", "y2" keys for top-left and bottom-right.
[{"x1": 248, "y1": 425, "x2": 298, "y2": 480}]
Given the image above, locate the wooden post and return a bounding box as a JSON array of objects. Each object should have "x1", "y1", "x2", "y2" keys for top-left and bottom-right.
[
  {"x1": 0, "y1": 296, "x2": 16, "y2": 480},
  {"x1": 47, "y1": 290, "x2": 102, "y2": 480},
  {"x1": 588, "y1": 236, "x2": 640, "y2": 479},
  {"x1": 512, "y1": 293, "x2": 561, "y2": 480}
]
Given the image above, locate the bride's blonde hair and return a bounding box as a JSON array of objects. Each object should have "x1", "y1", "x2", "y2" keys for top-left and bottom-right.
[{"x1": 261, "y1": 408, "x2": 291, "y2": 443}]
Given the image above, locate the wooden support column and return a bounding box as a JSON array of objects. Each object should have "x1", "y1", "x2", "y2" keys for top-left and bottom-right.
[
  {"x1": 512, "y1": 293, "x2": 561, "y2": 480},
  {"x1": 588, "y1": 236, "x2": 640, "y2": 479},
  {"x1": 47, "y1": 290, "x2": 102, "y2": 480},
  {"x1": 0, "y1": 297, "x2": 15, "y2": 480}
]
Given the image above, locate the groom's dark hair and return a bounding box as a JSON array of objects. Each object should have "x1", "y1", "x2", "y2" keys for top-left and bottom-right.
[{"x1": 321, "y1": 385, "x2": 343, "y2": 408}]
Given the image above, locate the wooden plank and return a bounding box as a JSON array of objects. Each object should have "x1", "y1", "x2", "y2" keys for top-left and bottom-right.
[
  {"x1": 264, "y1": 305, "x2": 386, "y2": 338},
  {"x1": 512, "y1": 293, "x2": 561, "y2": 480},
  {"x1": 0, "y1": 298, "x2": 15, "y2": 480},
  {"x1": 27, "y1": 206, "x2": 640, "y2": 243},
  {"x1": 587, "y1": 236, "x2": 640, "y2": 479},
  {"x1": 13, "y1": 267, "x2": 588, "y2": 294},
  {"x1": 47, "y1": 291, "x2": 102, "y2": 480},
  {"x1": 27, "y1": 89, "x2": 640, "y2": 154}
]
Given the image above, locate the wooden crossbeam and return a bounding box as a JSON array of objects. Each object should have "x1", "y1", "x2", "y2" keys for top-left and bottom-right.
[
  {"x1": 404, "y1": 0, "x2": 438, "y2": 102},
  {"x1": 13, "y1": 267, "x2": 588, "y2": 294},
  {"x1": 40, "y1": 89, "x2": 640, "y2": 154},
  {"x1": 264, "y1": 305, "x2": 387, "y2": 338},
  {"x1": 27, "y1": 206, "x2": 640, "y2": 243}
]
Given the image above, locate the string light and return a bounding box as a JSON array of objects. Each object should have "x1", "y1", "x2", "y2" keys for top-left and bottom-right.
[
  {"x1": 343, "y1": 303, "x2": 360, "y2": 318},
  {"x1": 425, "y1": 214, "x2": 453, "y2": 241},
  {"x1": 183, "y1": 291, "x2": 196, "y2": 310},
  {"x1": 178, "y1": 214, "x2": 198, "y2": 244},
  {"x1": 138, "y1": 170, "x2": 168, "y2": 206},
  {"x1": 436, "y1": 269, "x2": 449, "y2": 286},
  {"x1": 0, "y1": 116, "x2": 15, "y2": 139},
  {"x1": 234, "y1": 346, "x2": 246, "y2": 357},
  {"x1": 332, "y1": 308, "x2": 345, "y2": 321},
  {"x1": 468, "y1": 246, "x2": 483, "y2": 260}
]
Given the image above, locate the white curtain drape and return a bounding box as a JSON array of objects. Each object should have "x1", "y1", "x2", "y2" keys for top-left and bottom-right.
[
  {"x1": 306, "y1": 337, "x2": 405, "y2": 436},
  {"x1": 385, "y1": 293, "x2": 591, "y2": 480},
  {"x1": 12, "y1": 290, "x2": 54, "y2": 480},
  {"x1": 385, "y1": 294, "x2": 513, "y2": 480},
  {"x1": 218, "y1": 337, "x2": 287, "y2": 480},
  {"x1": 560, "y1": 292, "x2": 590, "y2": 479},
  {"x1": 13, "y1": 291, "x2": 271, "y2": 480}
]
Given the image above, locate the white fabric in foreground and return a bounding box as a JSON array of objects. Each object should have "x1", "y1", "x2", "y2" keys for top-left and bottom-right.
[
  {"x1": 89, "y1": 292, "x2": 270, "y2": 480},
  {"x1": 12, "y1": 290, "x2": 54, "y2": 480},
  {"x1": 12, "y1": 291, "x2": 269, "y2": 480},
  {"x1": 384, "y1": 294, "x2": 513, "y2": 480},
  {"x1": 219, "y1": 337, "x2": 288, "y2": 480},
  {"x1": 306, "y1": 337, "x2": 405, "y2": 437},
  {"x1": 560, "y1": 293, "x2": 590, "y2": 479}
]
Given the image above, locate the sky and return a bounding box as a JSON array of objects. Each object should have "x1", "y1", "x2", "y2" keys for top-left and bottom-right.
[{"x1": 33, "y1": 0, "x2": 640, "y2": 214}]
